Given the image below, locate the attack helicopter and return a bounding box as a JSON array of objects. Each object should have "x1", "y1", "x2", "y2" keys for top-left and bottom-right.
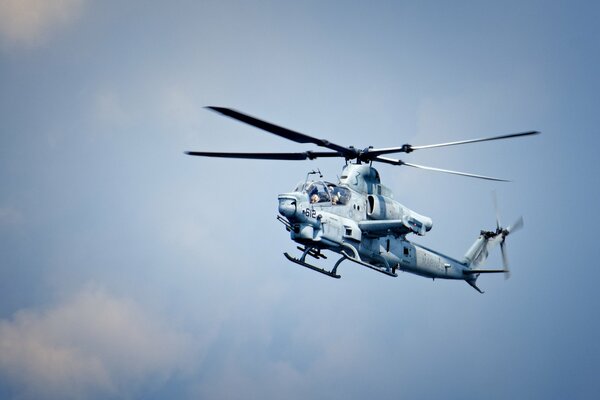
[{"x1": 186, "y1": 107, "x2": 539, "y2": 293}]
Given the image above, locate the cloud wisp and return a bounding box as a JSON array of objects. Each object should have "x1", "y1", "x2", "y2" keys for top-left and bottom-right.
[
  {"x1": 0, "y1": 286, "x2": 195, "y2": 399},
  {"x1": 0, "y1": 0, "x2": 85, "y2": 47}
]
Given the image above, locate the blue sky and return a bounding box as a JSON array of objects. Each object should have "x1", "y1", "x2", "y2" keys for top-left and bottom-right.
[{"x1": 0, "y1": 1, "x2": 599, "y2": 399}]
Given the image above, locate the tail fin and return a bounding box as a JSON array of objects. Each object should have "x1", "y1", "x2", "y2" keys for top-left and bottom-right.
[
  {"x1": 462, "y1": 231, "x2": 504, "y2": 267},
  {"x1": 462, "y1": 232, "x2": 504, "y2": 294},
  {"x1": 463, "y1": 193, "x2": 524, "y2": 293},
  {"x1": 462, "y1": 216, "x2": 524, "y2": 294}
]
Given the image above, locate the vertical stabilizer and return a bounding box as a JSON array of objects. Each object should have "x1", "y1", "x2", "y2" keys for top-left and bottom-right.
[{"x1": 463, "y1": 233, "x2": 502, "y2": 267}]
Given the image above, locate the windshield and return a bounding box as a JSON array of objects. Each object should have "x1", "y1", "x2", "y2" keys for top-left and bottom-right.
[
  {"x1": 306, "y1": 181, "x2": 330, "y2": 204},
  {"x1": 327, "y1": 184, "x2": 350, "y2": 205},
  {"x1": 294, "y1": 180, "x2": 351, "y2": 205}
]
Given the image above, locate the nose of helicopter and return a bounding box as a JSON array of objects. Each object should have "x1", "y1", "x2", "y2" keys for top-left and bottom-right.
[{"x1": 278, "y1": 194, "x2": 300, "y2": 218}]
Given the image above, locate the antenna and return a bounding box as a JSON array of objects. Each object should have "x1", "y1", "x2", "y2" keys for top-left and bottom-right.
[{"x1": 304, "y1": 169, "x2": 323, "y2": 186}]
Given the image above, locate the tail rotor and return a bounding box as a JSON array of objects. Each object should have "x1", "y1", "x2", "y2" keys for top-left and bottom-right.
[{"x1": 492, "y1": 191, "x2": 523, "y2": 279}]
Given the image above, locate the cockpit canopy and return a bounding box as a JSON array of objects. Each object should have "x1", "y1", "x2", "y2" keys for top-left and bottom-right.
[{"x1": 293, "y1": 180, "x2": 351, "y2": 205}]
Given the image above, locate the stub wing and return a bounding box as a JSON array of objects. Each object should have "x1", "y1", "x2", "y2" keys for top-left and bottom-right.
[{"x1": 358, "y1": 219, "x2": 411, "y2": 237}]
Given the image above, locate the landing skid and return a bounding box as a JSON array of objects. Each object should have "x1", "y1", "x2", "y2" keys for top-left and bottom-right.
[
  {"x1": 283, "y1": 245, "x2": 397, "y2": 278},
  {"x1": 284, "y1": 252, "x2": 341, "y2": 278}
]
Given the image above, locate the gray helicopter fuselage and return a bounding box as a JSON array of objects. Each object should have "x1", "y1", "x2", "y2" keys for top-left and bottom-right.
[
  {"x1": 188, "y1": 107, "x2": 532, "y2": 291},
  {"x1": 278, "y1": 164, "x2": 470, "y2": 281}
]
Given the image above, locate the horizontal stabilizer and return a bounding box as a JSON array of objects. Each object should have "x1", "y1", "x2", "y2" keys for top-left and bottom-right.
[{"x1": 463, "y1": 269, "x2": 508, "y2": 275}]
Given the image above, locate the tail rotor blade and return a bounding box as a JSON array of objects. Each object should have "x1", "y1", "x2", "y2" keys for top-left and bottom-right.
[
  {"x1": 492, "y1": 191, "x2": 501, "y2": 231},
  {"x1": 500, "y1": 241, "x2": 511, "y2": 280},
  {"x1": 500, "y1": 216, "x2": 522, "y2": 279},
  {"x1": 507, "y1": 216, "x2": 524, "y2": 233}
]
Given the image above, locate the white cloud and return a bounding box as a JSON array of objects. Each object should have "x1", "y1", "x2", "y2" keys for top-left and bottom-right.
[
  {"x1": 0, "y1": 286, "x2": 196, "y2": 399},
  {"x1": 0, "y1": 0, "x2": 84, "y2": 47}
]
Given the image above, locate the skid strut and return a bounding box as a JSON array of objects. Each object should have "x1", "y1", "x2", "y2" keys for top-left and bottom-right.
[
  {"x1": 338, "y1": 250, "x2": 398, "y2": 277},
  {"x1": 284, "y1": 243, "x2": 398, "y2": 279}
]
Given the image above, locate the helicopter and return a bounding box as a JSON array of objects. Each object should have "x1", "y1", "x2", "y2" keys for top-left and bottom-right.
[{"x1": 186, "y1": 107, "x2": 539, "y2": 293}]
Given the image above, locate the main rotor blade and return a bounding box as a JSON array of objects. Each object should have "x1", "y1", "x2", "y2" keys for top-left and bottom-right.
[
  {"x1": 206, "y1": 107, "x2": 354, "y2": 157},
  {"x1": 374, "y1": 156, "x2": 509, "y2": 181},
  {"x1": 366, "y1": 131, "x2": 540, "y2": 157},
  {"x1": 403, "y1": 162, "x2": 510, "y2": 181},
  {"x1": 185, "y1": 151, "x2": 340, "y2": 160},
  {"x1": 410, "y1": 131, "x2": 540, "y2": 151}
]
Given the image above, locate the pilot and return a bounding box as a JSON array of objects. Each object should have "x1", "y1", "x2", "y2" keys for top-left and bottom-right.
[
  {"x1": 310, "y1": 193, "x2": 320, "y2": 203},
  {"x1": 332, "y1": 194, "x2": 340, "y2": 205}
]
